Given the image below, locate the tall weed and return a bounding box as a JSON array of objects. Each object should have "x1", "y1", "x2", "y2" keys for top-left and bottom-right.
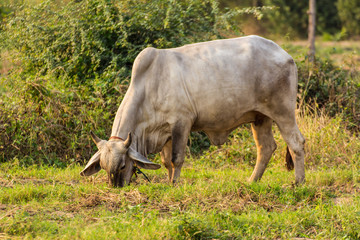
[
  {"x1": 195, "y1": 109, "x2": 360, "y2": 170},
  {"x1": 297, "y1": 58, "x2": 360, "y2": 131}
]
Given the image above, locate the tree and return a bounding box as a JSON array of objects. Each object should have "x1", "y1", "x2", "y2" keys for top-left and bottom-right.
[{"x1": 308, "y1": 0, "x2": 316, "y2": 63}]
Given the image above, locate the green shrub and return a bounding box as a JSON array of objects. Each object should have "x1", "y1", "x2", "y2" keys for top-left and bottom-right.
[
  {"x1": 259, "y1": 0, "x2": 341, "y2": 38},
  {"x1": 337, "y1": 0, "x2": 360, "y2": 37},
  {"x1": 297, "y1": 58, "x2": 360, "y2": 131},
  {"x1": 2, "y1": 0, "x2": 239, "y2": 85},
  {"x1": 0, "y1": 0, "x2": 243, "y2": 164}
]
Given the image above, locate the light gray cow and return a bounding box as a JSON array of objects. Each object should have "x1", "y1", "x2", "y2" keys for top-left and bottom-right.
[{"x1": 80, "y1": 35, "x2": 305, "y2": 187}]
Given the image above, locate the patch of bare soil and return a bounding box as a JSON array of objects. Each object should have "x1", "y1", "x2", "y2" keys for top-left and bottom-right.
[
  {"x1": 0, "y1": 206, "x2": 21, "y2": 220},
  {"x1": 0, "y1": 177, "x2": 79, "y2": 188},
  {"x1": 288, "y1": 40, "x2": 360, "y2": 48},
  {"x1": 333, "y1": 196, "x2": 353, "y2": 206},
  {"x1": 0, "y1": 51, "x2": 12, "y2": 75},
  {"x1": 0, "y1": 233, "x2": 23, "y2": 240},
  {"x1": 52, "y1": 210, "x2": 75, "y2": 219}
]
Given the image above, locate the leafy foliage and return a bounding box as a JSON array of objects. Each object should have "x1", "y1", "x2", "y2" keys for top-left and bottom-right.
[
  {"x1": 2, "y1": 0, "x2": 238, "y2": 83},
  {"x1": 297, "y1": 58, "x2": 360, "y2": 131},
  {"x1": 261, "y1": 0, "x2": 308, "y2": 38},
  {"x1": 0, "y1": 0, "x2": 243, "y2": 164},
  {"x1": 260, "y1": 0, "x2": 342, "y2": 38},
  {"x1": 337, "y1": 0, "x2": 360, "y2": 37}
]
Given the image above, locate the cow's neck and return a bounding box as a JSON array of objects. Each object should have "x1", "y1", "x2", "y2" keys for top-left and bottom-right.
[
  {"x1": 111, "y1": 87, "x2": 142, "y2": 145},
  {"x1": 110, "y1": 90, "x2": 169, "y2": 156},
  {"x1": 111, "y1": 113, "x2": 168, "y2": 156},
  {"x1": 110, "y1": 102, "x2": 137, "y2": 141}
]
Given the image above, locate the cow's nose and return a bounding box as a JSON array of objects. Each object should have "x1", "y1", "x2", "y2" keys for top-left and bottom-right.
[{"x1": 109, "y1": 173, "x2": 125, "y2": 187}]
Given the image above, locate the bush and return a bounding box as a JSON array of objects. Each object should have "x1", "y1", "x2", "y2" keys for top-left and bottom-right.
[
  {"x1": 337, "y1": 0, "x2": 360, "y2": 37},
  {"x1": 297, "y1": 58, "x2": 360, "y2": 131},
  {"x1": 0, "y1": 0, "x2": 243, "y2": 164},
  {"x1": 2, "y1": 0, "x2": 239, "y2": 84}
]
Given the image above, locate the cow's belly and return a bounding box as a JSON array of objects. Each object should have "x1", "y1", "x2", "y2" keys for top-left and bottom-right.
[
  {"x1": 191, "y1": 86, "x2": 257, "y2": 126},
  {"x1": 191, "y1": 109, "x2": 260, "y2": 146},
  {"x1": 192, "y1": 108, "x2": 257, "y2": 131}
]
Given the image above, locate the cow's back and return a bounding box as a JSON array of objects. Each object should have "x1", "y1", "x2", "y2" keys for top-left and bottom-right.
[{"x1": 130, "y1": 36, "x2": 297, "y2": 143}]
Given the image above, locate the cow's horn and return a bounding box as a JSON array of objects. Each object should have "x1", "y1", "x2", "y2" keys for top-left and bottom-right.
[
  {"x1": 90, "y1": 131, "x2": 102, "y2": 145},
  {"x1": 124, "y1": 132, "x2": 132, "y2": 149}
]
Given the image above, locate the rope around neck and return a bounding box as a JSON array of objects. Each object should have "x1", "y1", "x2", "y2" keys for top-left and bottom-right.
[{"x1": 133, "y1": 165, "x2": 151, "y2": 183}]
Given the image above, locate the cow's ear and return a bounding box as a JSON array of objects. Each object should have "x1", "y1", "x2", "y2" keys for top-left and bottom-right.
[
  {"x1": 80, "y1": 151, "x2": 101, "y2": 176},
  {"x1": 128, "y1": 148, "x2": 161, "y2": 170}
]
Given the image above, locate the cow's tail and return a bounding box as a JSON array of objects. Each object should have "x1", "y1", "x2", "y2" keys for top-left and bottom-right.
[{"x1": 285, "y1": 146, "x2": 294, "y2": 171}]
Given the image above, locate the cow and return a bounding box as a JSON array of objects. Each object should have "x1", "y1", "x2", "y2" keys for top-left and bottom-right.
[{"x1": 80, "y1": 35, "x2": 305, "y2": 187}]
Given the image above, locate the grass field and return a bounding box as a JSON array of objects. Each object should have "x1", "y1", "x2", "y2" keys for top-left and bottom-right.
[
  {"x1": 1, "y1": 112, "x2": 359, "y2": 239},
  {"x1": 1, "y1": 1, "x2": 360, "y2": 238}
]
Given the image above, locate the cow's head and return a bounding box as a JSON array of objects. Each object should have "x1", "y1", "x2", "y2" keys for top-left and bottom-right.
[{"x1": 80, "y1": 131, "x2": 161, "y2": 187}]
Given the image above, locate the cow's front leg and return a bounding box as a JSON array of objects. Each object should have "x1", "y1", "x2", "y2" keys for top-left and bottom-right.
[
  {"x1": 170, "y1": 122, "x2": 191, "y2": 184},
  {"x1": 160, "y1": 140, "x2": 173, "y2": 182}
]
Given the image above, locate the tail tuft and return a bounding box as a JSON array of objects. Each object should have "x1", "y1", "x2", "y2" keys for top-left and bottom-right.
[{"x1": 285, "y1": 147, "x2": 294, "y2": 171}]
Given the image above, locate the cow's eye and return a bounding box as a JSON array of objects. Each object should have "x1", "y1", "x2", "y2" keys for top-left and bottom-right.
[{"x1": 120, "y1": 165, "x2": 126, "y2": 170}]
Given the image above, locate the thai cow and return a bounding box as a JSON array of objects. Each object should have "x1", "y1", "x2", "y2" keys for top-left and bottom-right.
[{"x1": 80, "y1": 35, "x2": 305, "y2": 187}]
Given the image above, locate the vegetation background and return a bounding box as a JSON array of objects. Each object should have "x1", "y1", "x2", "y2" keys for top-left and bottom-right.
[{"x1": 0, "y1": 0, "x2": 359, "y2": 239}]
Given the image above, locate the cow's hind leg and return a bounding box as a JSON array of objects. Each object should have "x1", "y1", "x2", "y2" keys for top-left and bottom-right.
[
  {"x1": 249, "y1": 115, "x2": 277, "y2": 182},
  {"x1": 276, "y1": 116, "x2": 305, "y2": 184},
  {"x1": 160, "y1": 140, "x2": 173, "y2": 182}
]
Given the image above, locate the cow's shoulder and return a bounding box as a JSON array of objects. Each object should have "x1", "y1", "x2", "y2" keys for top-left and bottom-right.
[{"x1": 132, "y1": 47, "x2": 159, "y2": 79}]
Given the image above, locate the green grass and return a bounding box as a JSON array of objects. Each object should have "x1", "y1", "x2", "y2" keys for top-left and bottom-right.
[
  {"x1": 1, "y1": 113, "x2": 360, "y2": 239},
  {"x1": 1, "y1": 164, "x2": 359, "y2": 239}
]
